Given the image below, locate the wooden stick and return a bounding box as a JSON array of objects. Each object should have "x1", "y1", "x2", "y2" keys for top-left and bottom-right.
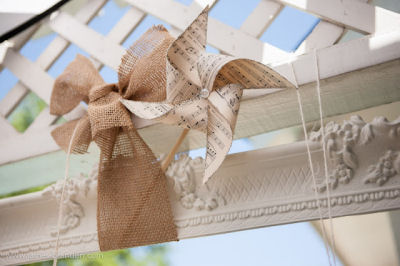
[{"x1": 161, "y1": 128, "x2": 190, "y2": 172}]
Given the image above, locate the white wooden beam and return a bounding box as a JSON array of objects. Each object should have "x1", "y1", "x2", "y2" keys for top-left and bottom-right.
[
  {"x1": 0, "y1": 82, "x2": 28, "y2": 117},
  {"x1": 48, "y1": 12, "x2": 125, "y2": 71},
  {"x1": 25, "y1": 6, "x2": 145, "y2": 132},
  {"x1": 0, "y1": 22, "x2": 39, "y2": 72},
  {"x1": 1, "y1": 113, "x2": 400, "y2": 265},
  {"x1": 240, "y1": 0, "x2": 283, "y2": 38},
  {"x1": 1, "y1": 30, "x2": 399, "y2": 165},
  {"x1": 105, "y1": 7, "x2": 145, "y2": 44},
  {"x1": 0, "y1": 0, "x2": 105, "y2": 117},
  {"x1": 273, "y1": 0, "x2": 400, "y2": 34},
  {"x1": 125, "y1": 0, "x2": 291, "y2": 63},
  {"x1": 0, "y1": 115, "x2": 18, "y2": 138},
  {"x1": 295, "y1": 21, "x2": 344, "y2": 55},
  {"x1": 295, "y1": 0, "x2": 370, "y2": 55},
  {"x1": 275, "y1": 30, "x2": 400, "y2": 85},
  {"x1": 3, "y1": 50, "x2": 53, "y2": 104}
]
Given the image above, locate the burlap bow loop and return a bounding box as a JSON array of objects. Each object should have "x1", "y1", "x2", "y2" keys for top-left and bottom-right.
[
  {"x1": 121, "y1": 7, "x2": 296, "y2": 183},
  {"x1": 49, "y1": 25, "x2": 177, "y2": 251},
  {"x1": 50, "y1": 55, "x2": 133, "y2": 153}
]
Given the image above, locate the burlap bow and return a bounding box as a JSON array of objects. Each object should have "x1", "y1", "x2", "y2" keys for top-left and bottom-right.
[
  {"x1": 50, "y1": 26, "x2": 177, "y2": 251},
  {"x1": 122, "y1": 7, "x2": 296, "y2": 183}
]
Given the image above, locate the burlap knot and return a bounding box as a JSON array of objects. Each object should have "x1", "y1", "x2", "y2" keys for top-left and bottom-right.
[{"x1": 50, "y1": 26, "x2": 177, "y2": 251}]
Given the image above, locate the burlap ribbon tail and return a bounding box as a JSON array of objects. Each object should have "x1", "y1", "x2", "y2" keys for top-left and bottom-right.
[{"x1": 49, "y1": 26, "x2": 177, "y2": 251}]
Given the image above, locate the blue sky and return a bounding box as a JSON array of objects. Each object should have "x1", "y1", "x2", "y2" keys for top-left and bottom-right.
[{"x1": 0, "y1": 0, "x2": 339, "y2": 265}]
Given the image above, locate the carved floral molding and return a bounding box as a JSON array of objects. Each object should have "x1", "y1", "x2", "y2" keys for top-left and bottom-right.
[
  {"x1": 1, "y1": 115, "x2": 400, "y2": 265},
  {"x1": 310, "y1": 116, "x2": 400, "y2": 192},
  {"x1": 42, "y1": 164, "x2": 98, "y2": 236}
]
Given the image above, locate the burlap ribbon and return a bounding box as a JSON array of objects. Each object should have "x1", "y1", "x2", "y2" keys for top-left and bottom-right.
[
  {"x1": 50, "y1": 26, "x2": 177, "y2": 250},
  {"x1": 121, "y1": 7, "x2": 296, "y2": 183}
]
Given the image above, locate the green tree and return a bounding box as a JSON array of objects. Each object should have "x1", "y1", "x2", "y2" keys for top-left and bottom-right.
[
  {"x1": 24, "y1": 245, "x2": 169, "y2": 266},
  {"x1": 8, "y1": 92, "x2": 47, "y2": 132}
]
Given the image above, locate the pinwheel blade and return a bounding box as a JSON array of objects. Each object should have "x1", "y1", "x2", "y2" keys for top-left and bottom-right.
[
  {"x1": 204, "y1": 103, "x2": 234, "y2": 183},
  {"x1": 121, "y1": 98, "x2": 209, "y2": 132},
  {"x1": 121, "y1": 99, "x2": 173, "y2": 120}
]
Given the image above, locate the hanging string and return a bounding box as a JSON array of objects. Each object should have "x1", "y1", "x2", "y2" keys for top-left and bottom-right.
[
  {"x1": 53, "y1": 121, "x2": 81, "y2": 266},
  {"x1": 289, "y1": 62, "x2": 333, "y2": 266},
  {"x1": 313, "y1": 49, "x2": 337, "y2": 266}
]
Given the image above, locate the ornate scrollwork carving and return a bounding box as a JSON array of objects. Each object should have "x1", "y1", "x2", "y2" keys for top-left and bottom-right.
[
  {"x1": 42, "y1": 164, "x2": 98, "y2": 236},
  {"x1": 310, "y1": 116, "x2": 400, "y2": 192},
  {"x1": 165, "y1": 154, "x2": 225, "y2": 211},
  {"x1": 364, "y1": 150, "x2": 400, "y2": 186}
]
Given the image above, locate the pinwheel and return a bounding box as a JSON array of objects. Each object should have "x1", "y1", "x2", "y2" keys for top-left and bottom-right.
[{"x1": 122, "y1": 7, "x2": 295, "y2": 183}]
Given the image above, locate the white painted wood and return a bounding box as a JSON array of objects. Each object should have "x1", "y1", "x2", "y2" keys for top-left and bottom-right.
[
  {"x1": 240, "y1": 0, "x2": 282, "y2": 38},
  {"x1": 289, "y1": 0, "x2": 370, "y2": 55},
  {"x1": 274, "y1": 30, "x2": 400, "y2": 85},
  {"x1": 3, "y1": 49, "x2": 53, "y2": 104},
  {"x1": 0, "y1": 0, "x2": 105, "y2": 117},
  {"x1": 274, "y1": 0, "x2": 400, "y2": 34},
  {"x1": 1, "y1": 31, "x2": 399, "y2": 165},
  {"x1": 49, "y1": 12, "x2": 125, "y2": 71},
  {"x1": 89, "y1": 7, "x2": 145, "y2": 68},
  {"x1": 23, "y1": 108, "x2": 56, "y2": 134},
  {"x1": 26, "y1": 6, "x2": 144, "y2": 133},
  {"x1": 0, "y1": 4, "x2": 146, "y2": 160},
  {"x1": 106, "y1": 7, "x2": 145, "y2": 43},
  {"x1": 0, "y1": 124, "x2": 60, "y2": 165},
  {"x1": 1, "y1": 115, "x2": 400, "y2": 265},
  {"x1": 295, "y1": 21, "x2": 344, "y2": 55},
  {"x1": 125, "y1": 0, "x2": 291, "y2": 63},
  {"x1": 0, "y1": 82, "x2": 28, "y2": 117},
  {"x1": 24, "y1": 105, "x2": 86, "y2": 134},
  {"x1": 3, "y1": 100, "x2": 398, "y2": 196},
  {"x1": 2, "y1": 58, "x2": 399, "y2": 165},
  {"x1": 0, "y1": 115, "x2": 18, "y2": 138},
  {"x1": 0, "y1": 23, "x2": 39, "y2": 73},
  {"x1": 6, "y1": 22, "x2": 40, "y2": 50}
]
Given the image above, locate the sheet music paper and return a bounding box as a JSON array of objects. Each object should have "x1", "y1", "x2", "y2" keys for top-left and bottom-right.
[{"x1": 122, "y1": 7, "x2": 295, "y2": 182}]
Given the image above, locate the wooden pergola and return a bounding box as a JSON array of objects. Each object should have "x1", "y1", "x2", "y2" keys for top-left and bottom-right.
[{"x1": 0, "y1": 0, "x2": 399, "y2": 265}]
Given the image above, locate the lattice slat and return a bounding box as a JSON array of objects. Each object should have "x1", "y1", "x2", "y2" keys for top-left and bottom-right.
[
  {"x1": 3, "y1": 50, "x2": 54, "y2": 104},
  {"x1": 125, "y1": 0, "x2": 292, "y2": 63},
  {"x1": 240, "y1": 0, "x2": 283, "y2": 38},
  {"x1": 276, "y1": 0, "x2": 400, "y2": 34},
  {"x1": 0, "y1": 0, "x2": 106, "y2": 118},
  {"x1": 1, "y1": 0, "x2": 400, "y2": 166},
  {"x1": 26, "y1": 5, "x2": 146, "y2": 133}
]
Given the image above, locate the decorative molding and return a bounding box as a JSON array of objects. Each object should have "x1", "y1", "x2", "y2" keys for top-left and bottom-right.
[
  {"x1": 1, "y1": 115, "x2": 399, "y2": 265},
  {"x1": 0, "y1": 233, "x2": 98, "y2": 258},
  {"x1": 165, "y1": 155, "x2": 225, "y2": 211},
  {"x1": 175, "y1": 187, "x2": 400, "y2": 229},
  {"x1": 41, "y1": 164, "x2": 98, "y2": 236},
  {"x1": 310, "y1": 115, "x2": 400, "y2": 192},
  {"x1": 364, "y1": 150, "x2": 400, "y2": 186}
]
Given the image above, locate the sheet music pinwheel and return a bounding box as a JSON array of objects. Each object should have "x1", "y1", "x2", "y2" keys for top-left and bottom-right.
[{"x1": 121, "y1": 7, "x2": 295, "y2": 183}]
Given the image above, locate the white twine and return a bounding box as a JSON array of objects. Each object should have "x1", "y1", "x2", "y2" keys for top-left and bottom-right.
[
  {"x1": 289, "y1": 62, "x2": 333, "y2": 266},
  {"x1": 313, "y1": 49, "x2": 337, "y2": 266},
  {"x1": 53, "y1": 121, "x2": 81, "y2": 266}
]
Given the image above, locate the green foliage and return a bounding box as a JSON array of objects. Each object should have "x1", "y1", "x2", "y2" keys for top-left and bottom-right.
[
  {"x1": 0, "y1": 184, "x2": 50, "y2": 199},
  {"x1": 8, "y1": 92, "x2": 47, "y2": 132},
  {"x1": 23, "y1": 245, "x2": 169, "y2": 266}
]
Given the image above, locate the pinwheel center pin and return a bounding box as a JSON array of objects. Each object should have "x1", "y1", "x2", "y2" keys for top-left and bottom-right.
[{"x1": 200, "y1": 88, "x2": 209, "y2": 98}]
